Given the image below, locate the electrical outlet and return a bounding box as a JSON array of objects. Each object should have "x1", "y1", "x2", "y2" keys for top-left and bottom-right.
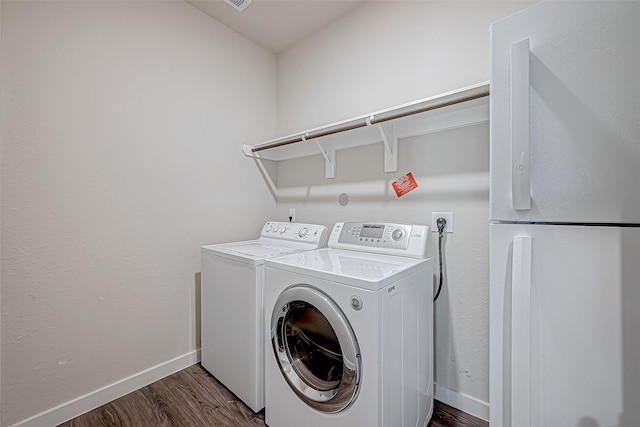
[
  {"x1": 431, "y1": 212, "x2": 453, "y2": 233},
  {"x1": 288, "y1": 208, "x2": 296, "y2": 223}
]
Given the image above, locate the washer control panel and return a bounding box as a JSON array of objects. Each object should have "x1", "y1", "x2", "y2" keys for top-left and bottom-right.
[
  {"x1": 329, "y1": 222, "x2": 430, "y2": 258},
  {"x1": 261, "y1": 221, "x2": 328, "y2": 245}
]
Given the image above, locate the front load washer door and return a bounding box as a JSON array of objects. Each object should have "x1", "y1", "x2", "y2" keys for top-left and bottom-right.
[{"x1": 271, "y1": 285, "x2": 361, "y2": 413}]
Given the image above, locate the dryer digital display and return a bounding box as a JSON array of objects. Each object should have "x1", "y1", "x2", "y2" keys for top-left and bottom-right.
[{"x1": 360, "y1": 224, "x2": 385, "y2": 238}]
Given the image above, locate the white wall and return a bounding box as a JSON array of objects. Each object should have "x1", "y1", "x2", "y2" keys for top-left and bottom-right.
[
  {"x1": 278, "y1": 1, "x2": 534, "y2": 135},
  {"x1": 275, "y1": 0, "x2": 535, "y2": 417},
  {"x1": 0, "y1": 1, "x2": 277, "y2": 425}
]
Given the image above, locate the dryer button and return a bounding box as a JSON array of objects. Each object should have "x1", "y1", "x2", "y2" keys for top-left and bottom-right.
[{"x1": 350, "y1": 296, "x2": 363, "y2": 311}]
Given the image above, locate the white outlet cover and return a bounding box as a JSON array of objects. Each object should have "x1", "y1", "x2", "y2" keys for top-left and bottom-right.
[{"x1": 431, "y1": 212, "x2": 453, "y2": 233}]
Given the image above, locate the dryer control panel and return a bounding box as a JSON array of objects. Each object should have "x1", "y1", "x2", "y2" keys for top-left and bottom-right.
[
  {"x1": 329, "y1": 222, "x2": 430, "y2": 258},
  {"x1": 261, "y1": 221, "x2": 328, "y2": 245}
]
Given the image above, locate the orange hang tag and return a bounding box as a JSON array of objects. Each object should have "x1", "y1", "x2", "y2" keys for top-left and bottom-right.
[{"x1": 392, "y1": 172, "x2": 418, "y2": 198}]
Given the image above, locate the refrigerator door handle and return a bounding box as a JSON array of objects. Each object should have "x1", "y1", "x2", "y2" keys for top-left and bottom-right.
[
  {"x1": 510, "y1": 38, "x2": 531, "y2": 211},
  {"x1": 511, "y1": 235, "x2": 532, "y2": 427}
]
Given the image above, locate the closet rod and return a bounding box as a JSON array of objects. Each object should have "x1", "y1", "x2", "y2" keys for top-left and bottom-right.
[{"x1": 251, "y1": 87, "x2": 489, "y2": 153}]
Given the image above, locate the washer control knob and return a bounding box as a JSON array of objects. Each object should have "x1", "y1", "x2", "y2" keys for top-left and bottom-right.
[
  {"x1": 273, "y1": 225, "x2": 279, "y2": 232},
  {"x1": 298, "y1": 227, "x2": 308, "y2": 238},
  {"x1": 391, "y1": 228, "x2": 405, "y2": 241},
  {"x1": 350, "y1": 295, "x2": 363, "y2": 311},
  {"x1": 280, "y1": 227, "x2": 287, "y2": 234},
  {"x1": 265, "y1": 224, "x2": 272, "y2": 232}
]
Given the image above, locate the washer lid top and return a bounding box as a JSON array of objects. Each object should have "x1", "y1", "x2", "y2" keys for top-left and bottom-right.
[
  {"x1": 221, "y1": 241, "x2": 308, "y2": 258},
  {"x1": 201, "y1": 221, "x2": 328, "y2": 265},
  {"x1": 265, "y1": 248, "x2": 433, "y2": 290},
  {"x1": 202, "y1": 239, "x2": 318, "y2": 265}
]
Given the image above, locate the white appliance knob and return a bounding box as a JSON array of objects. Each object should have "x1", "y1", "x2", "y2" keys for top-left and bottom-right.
[
  {"x1": 280, "y1": 227, "x2": 287, "y2": 234},
  {"x1": 265, "y1": 224, "x2": 272, "y2": 232},
  {"x1": 273, "y1": 225, "x2": 279, "y2": 232},
  {"x1": 392, "y1": 228, "x2": 405, "y2": 241},
  {"x1": 350, "y1": 295, "x2": 363, "y2": 311},
  {"x1": 299, "y1": 227, "x2": 308, "y2": 237}
]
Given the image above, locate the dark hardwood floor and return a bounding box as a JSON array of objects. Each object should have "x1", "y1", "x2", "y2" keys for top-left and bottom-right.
[{"x1": 59, "y1": 364, "x2": 488, "y2": 427}]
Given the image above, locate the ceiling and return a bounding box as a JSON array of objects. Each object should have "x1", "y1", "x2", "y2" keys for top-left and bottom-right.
[{"x1": 186, "y1": 0, "x2": 367, "y2": 54}]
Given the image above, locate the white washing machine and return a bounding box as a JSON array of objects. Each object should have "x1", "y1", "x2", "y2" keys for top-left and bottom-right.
[
  {"x1": 263, "y1": 222, "x2": 434, "y2": 427},
  {"x1": 201, "y1": 221, "x2": 328, "y2": 412}
]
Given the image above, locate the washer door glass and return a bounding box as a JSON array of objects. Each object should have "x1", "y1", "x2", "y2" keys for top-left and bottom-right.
[{"x1": 271, "y1": 285, "x2": 361, "y2": 413}]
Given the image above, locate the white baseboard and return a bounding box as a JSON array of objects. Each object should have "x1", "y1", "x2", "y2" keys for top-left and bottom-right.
[
  {"x1": 10, "y1": 349, "x2": 200, "y2": 427},
  {"x1": 434, "y1": 383, "x2": 489, "y2": 422},
  {"x1": 11, "y1": 356, "x2": 486, "y2": 427}
]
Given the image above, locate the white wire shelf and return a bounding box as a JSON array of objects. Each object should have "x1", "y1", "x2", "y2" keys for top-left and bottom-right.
[{"x1": 242, "y1": 81, "x2": 490, "y2": 178}]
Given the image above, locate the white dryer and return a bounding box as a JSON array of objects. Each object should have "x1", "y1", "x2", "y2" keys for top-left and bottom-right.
[
  {"x1": 201, "y1": 221, "x2": 328, "y2": 412},
  {"x1": 264, "y1": 222, "x2": 434, "y2": 427}
]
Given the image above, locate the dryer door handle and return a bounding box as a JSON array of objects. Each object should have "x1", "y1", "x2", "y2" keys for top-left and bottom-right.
[{"x1": 273, "y1": 315, "x2": 285, "y2": 353}]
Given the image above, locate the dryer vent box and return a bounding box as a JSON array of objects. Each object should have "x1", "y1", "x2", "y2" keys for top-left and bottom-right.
[{"x1": 224, "y1": 0, "x2": 252, "y2": 12}]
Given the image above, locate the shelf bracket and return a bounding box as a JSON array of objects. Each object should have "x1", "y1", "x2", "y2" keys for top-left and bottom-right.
[
  {"x1": 377, "y1": 122, "x2": 397, "y2": 173},
  {"x1": 242, "y1": 144, "x2": 255, "y2": 157},
  {"x1": 240, "y1": 145, "x2": 277, "y2": 199},
  {"x1": 314, "y1": 139, "x2": 335, "y2": 179}
]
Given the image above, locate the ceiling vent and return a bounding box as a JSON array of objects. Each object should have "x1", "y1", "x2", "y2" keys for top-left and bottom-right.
[{"x1": 224, "y1": 0, "x2": 252, "y2": 12}]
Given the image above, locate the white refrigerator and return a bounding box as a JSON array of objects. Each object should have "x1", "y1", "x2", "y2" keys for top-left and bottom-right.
[{"x1": 489, "y1": 2, "x2": 640, "y2": 427}]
